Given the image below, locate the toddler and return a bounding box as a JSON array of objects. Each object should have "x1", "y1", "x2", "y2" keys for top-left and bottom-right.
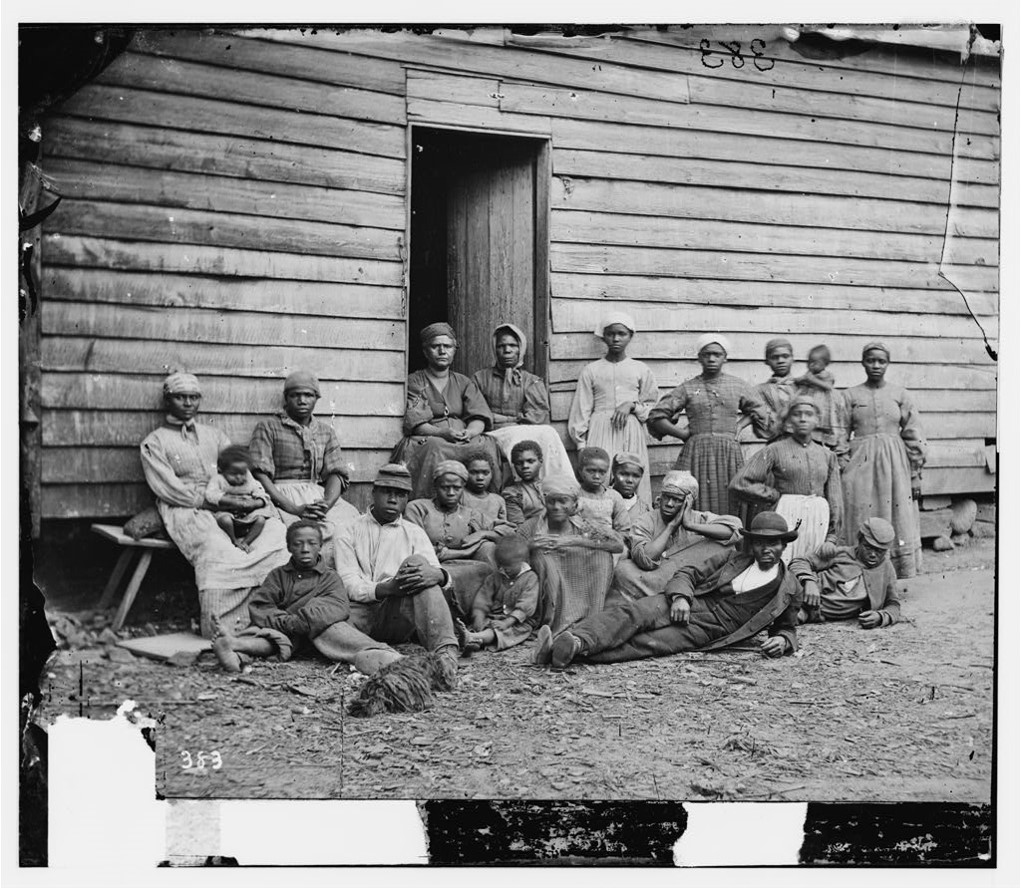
[
  {"x1": 794, "y1": 344, "x2": 847, "y2": 451},
  {"x1": 205, "y1": 445, "x2": 275, "y2": 551},
  {"x1": 503, "y1": 440, "x2": 545, "y2": 527}
]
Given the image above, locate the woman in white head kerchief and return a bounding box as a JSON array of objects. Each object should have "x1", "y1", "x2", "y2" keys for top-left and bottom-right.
[
  {"x1": 140, "y1": 373, "x2": 290, "y2": 638},
  {"x1": 470, "y1": 322, "x2": 574, "y2": 481},
  {"x1": 567, "y1": 311, "x2": 660, "y2": 505}
]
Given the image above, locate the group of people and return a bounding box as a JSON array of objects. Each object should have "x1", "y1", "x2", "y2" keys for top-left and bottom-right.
[{"x1": 137, "y1": 314, "x2": 923, "y2": 705}]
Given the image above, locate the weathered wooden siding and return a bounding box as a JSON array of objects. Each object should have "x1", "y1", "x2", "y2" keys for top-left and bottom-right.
[{"x1": 39, "y1": 26, "x2": 999, "y2": 517}]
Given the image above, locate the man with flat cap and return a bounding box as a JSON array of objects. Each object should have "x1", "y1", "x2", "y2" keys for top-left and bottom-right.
[
  {"x1": 535, "y1": 511, "x2": 803, "y2": 669},
  {"x1": 789, "y1": 517, "x2": 902, "y2": 628}
]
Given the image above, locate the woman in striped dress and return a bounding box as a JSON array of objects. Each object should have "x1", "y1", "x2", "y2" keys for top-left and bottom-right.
[{"x1": 648, "y1": 334, "x2": 774, "y2": 517}]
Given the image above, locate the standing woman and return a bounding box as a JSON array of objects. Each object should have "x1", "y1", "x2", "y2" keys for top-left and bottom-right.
[
  {"x1": 471, "y1": 322, "x2": 574, "y2": 480},
  {"x1": 648, "y1": 334, "x2": 774, "y2": 517},
  {"x1": 840, "y1": 343, "x2": 926, "y2": 578},
  {"x1": 567, "y1": 312, "x2": 659, "y2": 505},
  {"x1": 391, "y1": 322, "x2": 505, "y2": 499},
  {"x1": 139, "y1": 373, "x2": 290, "y2": 638}
]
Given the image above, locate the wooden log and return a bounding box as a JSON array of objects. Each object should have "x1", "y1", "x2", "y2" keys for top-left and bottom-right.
[
  {"x1": 41, "y1": 338, "x2": 406, "y2": 383},
  {"x1": 45, "y1": 116, "x2": 406, "y2": 195},
  {"x1": 44, "y1": 157, "x2": 406, "y2": 230},
  {"x1": 53, "y1": 84, "x2": 406, "y2": 160},
  {"x1": 97, "y1": 50, "x2": 408, "y2": 126},
  {"x1": 41, "y1": 373, "x2": 405, "y2": 416},
  {"x1": 44, "y1": 268, "x2": 404, "y2": 319},
  {"x1": 42, "y1": 303, "x2": 405, "y2": 351},
  {"x1": 550, "y1": 177, "x2": 999, "y2": 239},
  {"x1": 47, "y1": 199, "x2": 402, "y2": 262},
  {"x1": 548, "y1": 273, "x2": 999, "y2": 318},
  {"x1": 42, "y1": 410, "x2": 401, "y2": 449},
  {"x1": 42, "y1": 236, "x2": 404, "y2": 286}
]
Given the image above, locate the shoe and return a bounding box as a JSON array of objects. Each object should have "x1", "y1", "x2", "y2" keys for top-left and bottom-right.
[
  {"x1": 532, "y1": 624, "x2": 553, "y2": 666},
  {"x1": 551, "y1": 632, "x2": 582, "y2": 670}
]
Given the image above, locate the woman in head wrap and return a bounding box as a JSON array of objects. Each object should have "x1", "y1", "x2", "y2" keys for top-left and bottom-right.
[
  {"x1": 248, "y1": 370, "x2": 360, "y2": 567},
  {"x1": 647, "y1": 334, "x2": 774, "y2": 517},
  {"x1": 567, "y1": 311, "x2": 660, "y2": 505},
  {"x1": 139, "y1": 373, "x2": 290, "y2": 638},
  {"x1": 839, "y1": 343, "x2": 926, "y2": 578},
  {"x1": 738, "y1": 337, "x2": 797, "y2": 459},
  {"x1": 404, "y1": 459, "x2": 500, "y2": 616},
  {"x1": 471, "y1": 322, "x2": 574, "y2": 480},
  {"x1": 391, "y1": 322, "x2": 506, "y2": 499},
  {"x1": 516, "y1": 474, "x2": 624, "y2": 635}
]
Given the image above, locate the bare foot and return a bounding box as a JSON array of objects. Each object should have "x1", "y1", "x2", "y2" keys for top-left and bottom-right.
[{"x1": 213, "y1": 637, "x2": 242, "y2": 673}]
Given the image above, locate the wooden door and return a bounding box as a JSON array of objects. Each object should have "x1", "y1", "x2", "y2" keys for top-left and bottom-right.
[{"x1": 446, "y1": 140, "x2": 539, "y2": 378}]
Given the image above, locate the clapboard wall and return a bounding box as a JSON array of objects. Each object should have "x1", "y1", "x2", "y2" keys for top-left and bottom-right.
[{"x1": 38, "y1": 26, "x2": 999, "y2": 518}]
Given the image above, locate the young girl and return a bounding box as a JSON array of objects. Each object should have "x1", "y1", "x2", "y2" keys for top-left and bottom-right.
[
  {"x1": 648, "y1": 334, "x2": 774, "y2": 517},
  {"x1": 460, "y1": 448, "x2": 514, "y2": 535},
  {"x1": 740, "y1": 337, "x2": 797, "y2": 458},
  {"x1": 794, "y1": 344, "x2": 847, "y2": 451},
  {"x1": 611, "y1": 452, "x2": 651, "y2": 522},
  {"x1": 503, "y1": 440, "x2": 545, "y2": 527},
  {"x1": 456, "y1": 535, "x2": 540, "y2": 653},
  {"x1": 567, "y1": 311, "x2": 659, "y2": 505},
  {"x1": 205, "y1": 445, "x2": 276, "y2": 552},
  {"x1": 574, "y1": 446, "x2": 632, "y2": 541}
]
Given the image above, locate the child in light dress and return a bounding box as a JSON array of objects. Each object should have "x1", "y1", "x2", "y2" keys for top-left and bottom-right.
[
  {"x1": 574, "y1": 446, "x2": 632, "y2": 542},
  {"x1": 460, "y1": 448, "x2": 514, "y2": 534},
  {"x1": 205, "y1": 445, "x2": 276, "y2": 552}
]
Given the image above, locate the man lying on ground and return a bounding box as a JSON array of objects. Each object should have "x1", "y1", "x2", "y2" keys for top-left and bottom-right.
[{"x1": 534, "y1": 511, "x2": 803, "y2": 669}]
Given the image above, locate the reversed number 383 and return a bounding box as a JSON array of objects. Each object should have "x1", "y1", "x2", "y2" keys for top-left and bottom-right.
[{"x1": 180, "y1": 750, "x2": 223, "y2": 770}]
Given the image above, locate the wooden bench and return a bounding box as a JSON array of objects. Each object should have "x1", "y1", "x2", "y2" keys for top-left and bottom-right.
[{"x1": 91, "y1": 524, "x2": 179, "y2": 631}]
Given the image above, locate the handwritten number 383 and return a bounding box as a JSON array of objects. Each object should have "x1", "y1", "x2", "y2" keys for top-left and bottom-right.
[
  {"x1": 700, "y1": 39, "x2": 775, "y2": 71},
  {"x1": 180, "y1": 749, "x2": 223, "y2": 770}
]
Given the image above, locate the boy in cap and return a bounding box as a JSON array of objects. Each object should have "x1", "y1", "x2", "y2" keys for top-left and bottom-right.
[{"x1": 789, "y1": 517, "x2": 902, "y2": 628}]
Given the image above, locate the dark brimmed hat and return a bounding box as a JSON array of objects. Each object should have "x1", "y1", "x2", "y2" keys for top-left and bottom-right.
[
  {"x1": 739, "y1": 511, "x2": 800, "y2": 542},
  {"x1": 372, "y1": 463, "x2": 414, "y2": 492}
]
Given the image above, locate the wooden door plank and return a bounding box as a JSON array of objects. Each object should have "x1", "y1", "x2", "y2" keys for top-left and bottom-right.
[{"x1": 408, "y1": 97, "x2": 552, "y2": 136}]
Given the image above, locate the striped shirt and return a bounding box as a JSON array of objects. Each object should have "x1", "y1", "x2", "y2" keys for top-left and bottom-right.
[{"x1": 249, "y1": 413, "x2": 349, "y2": 484}]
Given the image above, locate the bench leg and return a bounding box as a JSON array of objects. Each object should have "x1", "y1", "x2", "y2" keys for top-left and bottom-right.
[
  {"x1": 112, "y1": 550, "x2": 154, "y2": 631},
  {"x1": 97, "y1": 549, "x2": 135, "y2": 610}
]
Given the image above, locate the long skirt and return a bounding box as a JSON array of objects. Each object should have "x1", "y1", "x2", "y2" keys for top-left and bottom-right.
[
  {"x1": 391, "y1": 434, "x2": 506, "y2": 500},
  {"x1": 676, "y1": 433, "x2": 743, "y2": 517},
  {"x1": 489, "y1": 424, "x2": 574, "y2": 482},
  {"x1": 531, "y1": 547, "x2": 615, "y2": 635},
  {"x1": 274, "y1": 479, "x2": 360, "y2": 568},
  {"x1": 583, "y1": 412, "x2": 652, "y2": 505},
  {"x1": 841, "y1": 433, "x2": 922, "y2": 578},
  {"x1": 773, "y1": 494, "x2": 830, "y2": 565}
]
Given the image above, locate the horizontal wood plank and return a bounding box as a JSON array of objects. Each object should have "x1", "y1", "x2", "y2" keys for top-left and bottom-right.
[
  {"x1": 42, "y1": 483, "x2": 154, "y2": 519},
  {"x1": 407, "y1": 98, "x2": 552, "y2": 136},
  {"x1": 42, "y1": 236, "x2": 404, "y2": 286},
  {"x1": 54, "y1": 84, "x2": 406, "y2": 160},
  {"x1": 919, "y1": 467, "x2": 995, "y2": 495},
  {"x1": 41, "y1": 373, "x2": 406, "y2": 416},
  {"x1": 42, "y1": 302, "x2": 405, "y2": 351},
  {"x1": 97, "y1": 50, "x2": 407, "y2": 126},
  {"x1": 47, "y1": 199, "x2": 402, "y2": 262},
  {"x1": 44, "y1": 268, "x2": 404, "y2": 319},
  {"x1": 45, "y1": 116, "x2": 406, "y2": 195},
  {"x1": 548, "y1": 273, "x2": 999, "y2": 317},
  {"x1": 44, "y1": 158, "x2": 406, "y2": 230}
]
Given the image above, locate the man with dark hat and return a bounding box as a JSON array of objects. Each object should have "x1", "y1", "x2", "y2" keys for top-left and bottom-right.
[
  {"x1": 535, "y1": 511, "x2": 803, "y2": 668},
  {"x1": 789, "y1": 517, "x2": 902, "y2": 628}
]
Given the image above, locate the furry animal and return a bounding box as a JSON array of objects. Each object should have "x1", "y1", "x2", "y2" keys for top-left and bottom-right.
[{"x1": 346, "y1": 653, "x2": 457, "y2": 717}]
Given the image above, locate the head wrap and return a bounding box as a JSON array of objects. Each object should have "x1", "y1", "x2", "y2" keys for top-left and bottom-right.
[
  {"x1": 420, "y1": 322, "x2": 457, "y2": 347},
  {"x1": 862, "y1": 341, "x2": 891, "y2": 360},
  {"x1": 283, "y1": 370, "x2": 320, "y2": 396},
  {"x1": 372, "y1": 463, "x2": 414, "y2": 492},
  {"x1": 432, "y1": 460, "x2": 469, "y2": 483},
  {"x1": 784, "y1": 394, "x2": 821, "y2": 419},
  {"x1": 859, "y1": 517, "x2": 896, "y2": 549},
  {"x1": 493, "y1": 322, "x2": 527, "y2": 370},
  {"x1": 611, "y1": 452, "x2": 645, "y2": 474},
  {"x1": 593, "y1": 310, "x2": 636, "y2": 338},
  {"x1": 695, "y1": 333, "x2": 731, "y2": 356},
  {"x1": 542, "y1": 475, "x2": 581, "y2": 499},
  {"x1": 163, "y1": 372, "x2": 201, "y2": 396},
  {"x1": 660, "y1": 470, "x2": 699, "y2": 499},
  {"x1": 764, "y1": 337, "x2": 793, "y2": 359}
]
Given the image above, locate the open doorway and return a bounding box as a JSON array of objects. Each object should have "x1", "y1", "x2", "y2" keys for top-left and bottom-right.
[{"x1": 409, "y1": 127, "x2": 550, "y2": 378}]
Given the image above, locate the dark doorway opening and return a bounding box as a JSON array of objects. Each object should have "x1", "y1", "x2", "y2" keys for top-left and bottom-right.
[{"x1": 408, "y1": 127, "x2": 549, "y2": 378}]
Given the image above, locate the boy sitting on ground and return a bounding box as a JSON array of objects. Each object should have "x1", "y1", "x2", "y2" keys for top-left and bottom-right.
[
  {"x1": 205, "y1": 444, "x2": 276, "y2": 551},
  {"x1": 789, "y1": 517, "x2": 902, "y2": 628},
  {"x1": 503, "y1": 440, "x2": 545, "y2": 527},
  {"x1": 456, "y1": 535, "x2": 540, "y2": 654}
]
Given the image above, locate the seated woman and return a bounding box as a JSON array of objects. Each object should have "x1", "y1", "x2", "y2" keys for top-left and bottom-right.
[
  {"x1": 139, "y1": 373, "x2": 290, "y2": 638},
  {"x1": 517, "y1": 475, "x2": 624, "y2": 636},
  {"x1": 404, "y1": 460, "x2": 500, "y2": 617},
  {"x1": 248, "y1": 371, "x2": 360, "y2": 566},
  {"x1": 471, "y1": 322, "x2": 574, "y2": 480},
  {"x1": 612, "y1": 470, "x2": 741, "y2": 601},
  {"x1": 391, "y1": 322, "x2": 505, "y2": 499}
]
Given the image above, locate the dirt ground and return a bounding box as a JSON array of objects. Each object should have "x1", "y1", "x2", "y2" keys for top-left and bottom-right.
[{"x1": 33, "y1": 539, "x2": 995, "y2": 802}]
